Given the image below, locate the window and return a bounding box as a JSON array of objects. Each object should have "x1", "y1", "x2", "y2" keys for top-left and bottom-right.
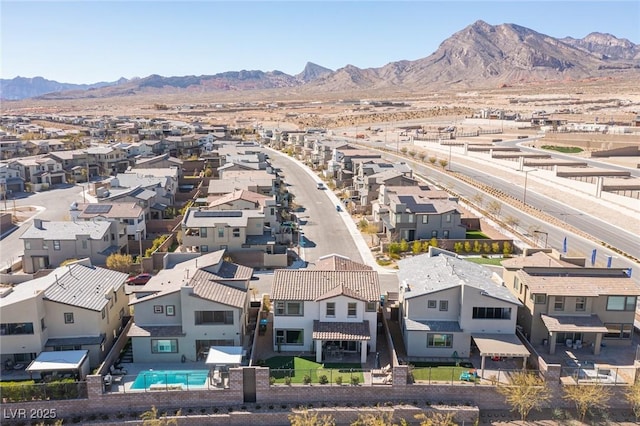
[
  {"x1": 407, "y1": 214, "x2": 414, "y2": 223},
  {"x1": 200, "y1": 245, "x2": 208, "y2": 252},
  {"x1": 64, "y1": 313, "x2": 74, "y2": 324},
  {"x1": 275, "y1": 329, "x2": 304, "y2": 346},
  {"x1": 274, "y1": 301, "x2": 303, "y2": 316},
  {"x1": 232, "y1": 228, "x2": 240, "y2": 238},
  {"x1": 166, "y1": 305, "x2": 175, "y2": 316},
  {"x1": 513, "y1": 277, "x2": 520, "y2": 291},
  {"x1": 218, "y1": 228, "x2": 224, "y2": 238},
  {"x1": 606, "y1": 296, "x2": 636, "y2": 311},
  {"x1": 194, "y1": 310, "x2": 234, "y2": 325},
  {"x1": 604, "y1": 323, "x2": 633, "y2": 339},
  {"x1": 113, "y1": 289, "x2": 118, "y2": 303},
  {"x1": 25, "y1": 241, "x2": 31, "y2": 250},
  {"x1": 554, "y1": 296, "x2": 565, "y2": 311},
  {"x1": 81, "y1": 240, "x2": 87, "y2": 249},
  {"x1": 445, "y1": 214, "x2": 451, "y2": 223},
  {"x1": 0, "y1": 322, "x2": 34, "y2": 335},
  {"x1": 101, "y1": 307, "x2": 106, "y2": 319},
  {"x1": 153, "y1": 305, "x2": 164, "y2": 314},
  {"x1": 199, "y1": 227, "x2": 207, "y2": 238},
  {"x1": 439, "y1": 300, "x2": 448, "y2": 311},
  {"x1": 431, "y1": 230, "x2": 438, "y2": 238},
  {"x1": 347, "y1": 303, "x2": 357, "y2": 317},
  {"x1": 151, "y1": 339, "x2": 178, "y2": 353},
  {"x1": 443, "y1": 230, "x2": 449, "y2": 238},
  {"x1": 534, "y1": 294, "x2": 546, "y2": 304},
  {"x1": 427, "y1": 333, "x2": 453, "y2": 348},
  {"x1": 472, "y1": 307, "x2": 512, "y2": 320},
  {"x1": 422, "y1": 215, "x2": 428, "y2": 224},
  {"x1": 41, "y1": 318, "x2": 46, "y2": 331},
  {"x1": 428, "y1": 300, "x2": 437, "y2": 309},
  {"x1": 42, "y1": 241, "x2": 48, "y2": 250},
  {"x1": 575, "y1": 296, "x2": 586, "y2": 311},
  {"x1": 366, "y1": 301, "x2": 376, "y2": 312},
  {"x1": 326, "y1": 302, "x2": 335, "y2": 317}
]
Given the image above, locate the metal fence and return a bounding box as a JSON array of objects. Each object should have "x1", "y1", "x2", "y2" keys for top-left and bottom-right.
[
  {"x1": 0, "y1": 381, "x2": 88, "y2": 402},
  {"x1": 109, "y1": 372, "x2": 223, "y2": 393},
  {"x1": 408, "y1": 366, "x2": 537, "y2": 386},
  {"x1": 560, "y1": 366, "x2": 634, "y2": 385},
  {"x1": 269, "y1": 368, "x2": 368, "y2": 386}
]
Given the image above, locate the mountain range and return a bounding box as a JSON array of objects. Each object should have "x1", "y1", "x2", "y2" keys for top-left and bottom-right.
[{"x1": 1, "y1": 20, "x2": 638, "y2": 101}]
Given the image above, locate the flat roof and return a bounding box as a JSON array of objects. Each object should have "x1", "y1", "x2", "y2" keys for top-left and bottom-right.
[
  {"x1": 205, "y1": 346, "x2": 245, "y2": 366},
  {"x1": 472, "y1": 334, "x2": 530, "y2": 357},
  {"x1": 26, "y1": 350, "x2": 88, "y2": 372}
]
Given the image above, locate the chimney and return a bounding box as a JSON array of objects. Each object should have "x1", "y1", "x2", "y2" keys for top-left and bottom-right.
[{"x1": 34, "y1": 218, "x2": 43, "y2": 229}]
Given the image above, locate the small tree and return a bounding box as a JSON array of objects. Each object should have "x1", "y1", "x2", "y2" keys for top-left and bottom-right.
[
  {"x1": 504, "y1": 215, "x2": 520, "y2": 228},
  {"x1": 472, "y1": 240, "x2": 481, "y2": 253},
  {"x1": 106, "y1": 253, "x2": 133, "y2": 273},
  {"x1": 408, "y1": 150, "x2": 416, "y2": 157},
  {"x1": 563, "y1": 384, "x2": 611, "y2": 422},
  {"x1": 472, "y1": 193, "x2": 484, "y2": 207},
  {"x1": 482, "y1": 242, "x2": 491, "y2": 253},
  {"x1": 624, "y1": 379, "x2": 640, "y2": 420},
  {"x1": 140, "y1": 405, "x2": 181, "y2": 426},
  {"x1": 430, "y1": 237, "x2": 438, "y2": 247},
  {"x1": 418, "y1": 153, "x2": 426, "y2": 162},
  {"x1": 464, "y1": 241, "x2": 472, "y2": 253},
  {"x1": 411, "y1": 240, "x2": 422, "y2": 254},
  {"x1": 288, "y1": 409, "x2": 335, "y2": 426},
  {"x1": 399, "y1": 239, "x2": 409, "y2": 253},
  {"x1": 502, "y1": 241, "x2": 512, "y2": 255},
  {"x1": 487, "y1": 200, "x2": 502, "y2": 216},
  {"x1": 428, "y1": 156, "x2": 437, "y2": 165},
  {"x1": 496, "y1": 372, "x2": 551, "y2": 422},
  {"x1": 491, "y1": 242, "x2": 500, "y2": 254},
  {"x1": 400, "y1": 147, "x2": 408, "y2": 155},
  {"x1": 453, "y1": 242, "x2": 464, "y2": 254},
  {"x1": 352, "y1": 411, "x2": 402, "y2": 426},
  {"x1": 414, "y1": 411, "x2": 456, "y2": 426},
  {"x1": 438, "y1": 159, "x2": 448, "y2": 169}
]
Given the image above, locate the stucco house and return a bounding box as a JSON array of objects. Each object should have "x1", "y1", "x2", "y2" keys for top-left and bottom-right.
[
  {"x1": 20, "y1": 218, "x2": 120, "y2": 273},
  {"x1": 502, "y1": 249, "x2": 640, "y2": 355},
  {"x1": 270, "y1": 256, "x2": 380, "y2": 363},
  {"x1": 127, "y1": 250, "x2": 253, "y2": 363},
  {"x1": 397, "y1": 250, "x2": 528, "y2": 369},
  {"x1": 0, "y1": 259, "x2": 128, "y2": 369}
]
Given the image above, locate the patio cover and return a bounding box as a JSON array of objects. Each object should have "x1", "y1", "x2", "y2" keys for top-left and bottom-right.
[
  {"x1": 26, "y1": 350, "x2": 89, "y2": 373},
  {"x1": 471, "y1": 334, "x2": 530, "y2": 357},
  {"x1": 205, "y1": 346, "x2": 245, "y2": 366},
  {"x1": 312, "y1": 320, "x2": 371, "y2": 341},
  {"x1": 540, "y1": 314, "x2": 609, "y2": 333}
]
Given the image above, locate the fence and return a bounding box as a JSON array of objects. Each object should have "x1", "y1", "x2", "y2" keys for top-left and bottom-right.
[
  {"x1": 560, "y1": 365, "x2": 635, "y2": 385},
  {"x1": 108, "y1": 371, "x2": 224, "y2": 393},
  {"x1": 0, "y1": 380, "x2": 88, "y2": 402},
  {"x1": 269, "y1": 368, "x2": 367, "y2": 386}
]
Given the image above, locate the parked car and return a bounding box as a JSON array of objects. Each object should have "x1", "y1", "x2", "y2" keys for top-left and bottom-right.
[
  {"x1": 336, "y1": 205, "x2": 342, "y2": 212},
  {"x1": 126, "y1": 273, "x2": 152, "y2": 285},
  {"x1": 316, "y1": 182, "x2": 324, "y2": 190}
]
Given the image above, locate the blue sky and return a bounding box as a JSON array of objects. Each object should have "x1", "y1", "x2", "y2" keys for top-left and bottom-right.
[{"x1": 2, "y1": 1, "x2": 639, "y2": 84}]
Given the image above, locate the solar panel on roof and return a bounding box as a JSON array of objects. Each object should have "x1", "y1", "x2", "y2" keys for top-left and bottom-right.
[
  {"x1": 84, "y1": 204, "x2": 112, "y2": 214},
  {"x1": 193, "y1": 210, "x2": 242, "y2": 218}
]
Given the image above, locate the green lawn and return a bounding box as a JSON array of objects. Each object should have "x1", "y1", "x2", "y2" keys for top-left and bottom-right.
[
  {"x1": 465, "y1": 231, "x2": 490, "y2": 239},
  {"x1": 410, "y1": 365, "x2": 479, "y2": 383},
  {"x1": 464, "y1": 257, "x2": 505, "y2": 266},
  {"x1": 541, "y1": 145, "x2": 583, "y2": 154},
  {"x1": 264, "y1": 356, "x2": 364, "y2": 385}
]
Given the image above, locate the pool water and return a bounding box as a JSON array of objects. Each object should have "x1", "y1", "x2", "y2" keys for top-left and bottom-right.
[{"x1": 130, "y1": 369, "x2": 209, "y2": 390}]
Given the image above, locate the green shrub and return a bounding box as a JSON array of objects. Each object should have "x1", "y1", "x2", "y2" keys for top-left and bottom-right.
[
  {"x1": 319, "y1": 375, "x2": 329, "y2": 385},
  {"x1": 351, "y1": 376, "x2": 360, "y2": 386},
  {"x1": 303, "y1": 374, "x2": 312, "y2": 385},
  {"x1": 335, "y1": 376, "x2": 343, "y2": 385}
]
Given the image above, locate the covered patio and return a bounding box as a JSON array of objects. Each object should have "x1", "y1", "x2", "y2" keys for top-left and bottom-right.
[
  {"x1": 540, "y1": 314, "x2": 607, "y2": 355},
  {"x1": 471, "y1": 334, "x2": 530, "y2": 379},
  {"x1": 26, "y1": 350, "x2": 90, "y2": 381},
  {"x1": 313, "y1": 320, "x2": 371, "y2": 363},
  {"x1": 205, "y1": 346, "x2": 245, "y2": 387}
]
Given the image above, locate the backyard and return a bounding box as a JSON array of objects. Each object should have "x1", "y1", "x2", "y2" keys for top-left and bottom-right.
[
  {"x1": 262, "y1": 356, "x2": 365, "y2": 385},
  {"x1": 409, "y1": 361, "x2": 480, "y2": 384}
]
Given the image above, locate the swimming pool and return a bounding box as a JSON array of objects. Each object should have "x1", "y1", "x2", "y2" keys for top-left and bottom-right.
[{"x1": 130, "y1": 369, "x2": 209, "y2": 390}]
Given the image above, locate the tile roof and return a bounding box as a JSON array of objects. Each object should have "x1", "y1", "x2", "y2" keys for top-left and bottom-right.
[
  {"x1": 43, "y1": 263, "x2": 127, "y2": 311},
  {"x1": 188, "y1": 269, "x2": 248, "y2": 308},
  {"x1": 502, "y1": 251, "x2": 577, "y2": 268},
  {"x1": 272, "y1": 270, "x2": 380, "y2": 302},
  {"x1": 20, "y1": 220, "x2": 110, "y2": 241},
  {"x1": 313, "y1": 254, "x2": 373, "y2": 271},
  {"x1": 315, "y1": 283, "x2": 370, "y2": 302},
  {"x1": 397, "y1": 253, "x2": 520, "y2": 305},
  {"x1": 518, "y1": 271, "x2": 640, "y2": 296},
  {"x1": 312, "y1": 320, "x2": 371, "y2": 341}
]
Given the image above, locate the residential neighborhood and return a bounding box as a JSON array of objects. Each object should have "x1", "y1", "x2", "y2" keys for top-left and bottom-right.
[{"x1": 0, "y1": 109, "x2": 639, "y2": 423}]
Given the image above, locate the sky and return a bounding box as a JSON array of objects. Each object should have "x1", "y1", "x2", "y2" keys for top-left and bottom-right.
[{"x1": 2, "y1": 1, "x2": 639, "y2": 84}]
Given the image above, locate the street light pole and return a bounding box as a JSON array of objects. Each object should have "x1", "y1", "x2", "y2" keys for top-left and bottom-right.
[
  {"x1": 533, "y1": 230, "x2": 548, "y2": 248},
  {"x1": 448, "y1": 144, "x2": 452, "y2": 171}
]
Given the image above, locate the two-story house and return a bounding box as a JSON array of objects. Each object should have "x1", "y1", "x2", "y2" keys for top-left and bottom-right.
[
  {"x1": 0, "y1": 161, "x2": 25, "y2": 195},
  {"x1": 270, "y1": 256, "x2": 380, "y2": 363},
  {"x1": 380, "y1": 187, "x2": 466, "y2": 242},
  {"x1": 502, "y1": 249, "x2": 640, "y2": 355},
  {"x1": 69, "y1": 202, "x2": 146, "y2": 243},
  {"x1": 207, "y1": 189, "x2": 278, "y2": 228},
  {"x1": 14, "y1": 156, "x2": 66, "y2": 190},
  {"x1": 397, "y1": 250, "x2": 528, "y2": 370},
  {"x1": 0, "y1": 259, "x2": 128, "y2": 368},
  {"x1": 127, "y1": 250, "x2": 253, "y2": 363},
  {"x1": 20, "y1": 218, "x2": 120, "y2": 273}
]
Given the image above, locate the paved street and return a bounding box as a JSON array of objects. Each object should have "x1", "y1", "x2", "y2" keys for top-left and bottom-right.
[{"x1": 0, "y1": 184, "x2": 86, "y2": 269}]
